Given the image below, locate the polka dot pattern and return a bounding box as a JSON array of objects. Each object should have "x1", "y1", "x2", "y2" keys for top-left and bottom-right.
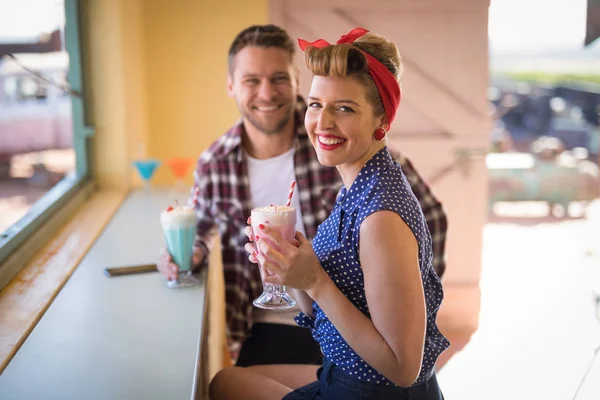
[{"x1": 295, "y1": 147, "x2": 450, "y2": 386}]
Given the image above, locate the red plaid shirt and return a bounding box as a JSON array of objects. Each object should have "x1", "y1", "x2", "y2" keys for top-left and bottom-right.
[{"x1": 192, "y1": 98, "x2": 447, "y2": 357}]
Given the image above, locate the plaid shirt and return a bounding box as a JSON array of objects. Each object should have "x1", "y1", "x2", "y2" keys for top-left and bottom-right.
[
  {"x1": 192, "y1": 98, "x2": 447, "y2": 357},
  {"x1": 395, "y1": 153, "x2": 448, "y2": 278}
]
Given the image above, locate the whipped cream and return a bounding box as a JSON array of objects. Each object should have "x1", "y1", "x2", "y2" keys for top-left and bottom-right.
[
  {"x1": 160, "y1": 205, "x2": 196, "y2": 230},
  {"x1": 251, "y1": 205, "x2": 296, "y2": 226}
]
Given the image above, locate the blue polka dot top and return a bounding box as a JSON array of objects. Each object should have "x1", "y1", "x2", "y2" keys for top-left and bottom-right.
[{"x1": 294, "y1": 147, "x2": 450, "y2": 386}]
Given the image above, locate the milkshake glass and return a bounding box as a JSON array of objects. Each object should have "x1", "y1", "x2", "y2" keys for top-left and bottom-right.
[
  {"x1": 160, "y1": 205, "x2": 200, "y2": 288},
  {"x1": 251, "y1": 205, "x2": 297, "y2": 310}
]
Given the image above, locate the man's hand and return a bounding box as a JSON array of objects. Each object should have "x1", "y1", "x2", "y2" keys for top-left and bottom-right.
[
  {"x1": 158, "y1": 248, "x2": 179, "y2": 280},
  {"x1": 158, "y1": 247, "x2": 205, "y2": 280}
]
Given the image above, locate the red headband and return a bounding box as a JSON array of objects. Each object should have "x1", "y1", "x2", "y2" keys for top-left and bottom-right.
[{"x1": 298, "y1": 28, "x2": 402, "y2": 128}]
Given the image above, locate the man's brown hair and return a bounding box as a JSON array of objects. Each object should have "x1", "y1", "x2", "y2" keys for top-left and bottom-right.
[{"x1": 228, "y1": 24, "x2": 295, "y2": 74}]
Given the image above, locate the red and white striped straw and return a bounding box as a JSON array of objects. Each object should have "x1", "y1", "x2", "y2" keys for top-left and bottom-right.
[
  {"x1": 285, "y1": 181, "x2": 296, "y2": 207},
  {"x1": 192, "y1": 186, "x2": 199, "y2": 207}
]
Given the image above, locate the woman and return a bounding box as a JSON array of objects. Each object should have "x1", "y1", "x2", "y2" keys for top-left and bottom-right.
[{"x1": 209, "y1": 27, "x2": 449, "y2": 400}]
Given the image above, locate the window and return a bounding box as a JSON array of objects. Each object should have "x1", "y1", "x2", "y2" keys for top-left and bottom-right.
[
  {"x1": 0, "y1": 0, "x2": 93, "y2": 275},
  {"x1": 3, "y1": 77, "x2": 18, "y2": 103},
  {"x1": 56, "y1": 72, "x2": 70, "y2": 97},
  {"x1": 2, "y1": 74, "x2": 52, "y2": 104},
  {"x1": 19, "y1": 76, "x2": 49, "y2": 101}
]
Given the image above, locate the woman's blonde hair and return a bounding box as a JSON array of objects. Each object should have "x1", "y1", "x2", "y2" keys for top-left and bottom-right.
[{"x1": 303, "y1": 32, "x2": 403, "y2": 120}]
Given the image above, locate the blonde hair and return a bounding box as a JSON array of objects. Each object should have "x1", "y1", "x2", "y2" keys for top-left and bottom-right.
[{"x1": 303, "y1": 32, "x2": 403, "y2": 120}]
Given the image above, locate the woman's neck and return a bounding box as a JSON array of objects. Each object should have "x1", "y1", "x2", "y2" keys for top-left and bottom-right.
[{"x1": 337, "y1": 143, "x2": 386, "y2": 190}]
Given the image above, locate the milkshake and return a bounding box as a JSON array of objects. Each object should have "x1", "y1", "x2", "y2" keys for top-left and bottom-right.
[
  {"x1": 160, "y1": 204, "x2": 200, "y2": 288},
  {"x1": 251, "y1": 205, "x2": 297, "y2": 309}
]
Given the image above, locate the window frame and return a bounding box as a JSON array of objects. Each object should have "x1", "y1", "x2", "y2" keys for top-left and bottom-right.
[{"x1": 0, "y1": 0, "x2": 94, "y2": 269}]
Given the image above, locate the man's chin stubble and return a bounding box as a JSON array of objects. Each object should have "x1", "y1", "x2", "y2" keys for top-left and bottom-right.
[{"x1": 249, "y1": 116, "x2": 291, "y2": 136}]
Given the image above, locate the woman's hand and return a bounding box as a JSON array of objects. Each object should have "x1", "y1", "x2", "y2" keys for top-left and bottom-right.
[
  {"x1": 244, "y1": 224, "x2": 259, "y2": 264},
  {"x1": 244, "y1": 224, "x2": 327, "y2": 293},
  {"x1": 243, "y1": 218, "x2": 299, "y2": 264}
]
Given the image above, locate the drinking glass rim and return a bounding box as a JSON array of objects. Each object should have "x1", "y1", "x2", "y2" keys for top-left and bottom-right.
[{"x1": 251, "y1": 206, "x2": 296, "y2": 214}]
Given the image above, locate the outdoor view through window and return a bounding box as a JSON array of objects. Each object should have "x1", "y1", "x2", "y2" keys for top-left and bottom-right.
[{"x1": 0, "y1": 1, "x2": 72, "y2": 234}]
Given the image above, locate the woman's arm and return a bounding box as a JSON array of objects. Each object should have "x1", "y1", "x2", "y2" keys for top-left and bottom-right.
[
  {"x1": 306, "y1": 210, "x2": 426, "y2": 387},
  {"x1": 291, "y1": 289, "x2": 315, "y2": 317},
  {"x1": 252, "y1": 214, "x2": 427, "y2": 386}
]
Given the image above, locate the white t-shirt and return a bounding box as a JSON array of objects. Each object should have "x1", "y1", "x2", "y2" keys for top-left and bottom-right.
[{"x1": 246, "y1": 147, "x2": 305, "y2": 325}]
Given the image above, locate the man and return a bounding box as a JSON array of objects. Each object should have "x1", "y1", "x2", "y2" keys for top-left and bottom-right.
[{"x1": 158, "y1": 24, "x2": 448, "y2": 367}]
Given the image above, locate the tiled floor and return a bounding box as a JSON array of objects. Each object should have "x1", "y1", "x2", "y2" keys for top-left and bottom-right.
[{"x1": 438, "y1": 201, "x2": 600, "y2": 400}]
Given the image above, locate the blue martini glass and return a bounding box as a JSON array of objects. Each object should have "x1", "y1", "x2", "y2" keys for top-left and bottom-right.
[{"x1": 133, "y1": 159, "x2": 160, "y2": 192}]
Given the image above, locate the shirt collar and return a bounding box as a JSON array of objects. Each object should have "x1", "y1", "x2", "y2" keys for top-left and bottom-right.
[{"x1": 338, "y1": 147, "x2": 395, "y2": 213}]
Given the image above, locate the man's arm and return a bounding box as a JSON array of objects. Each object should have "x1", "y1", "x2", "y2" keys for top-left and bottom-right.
[
  {"x1": 395, "y1": 152, "x2": 448, "y2": 279},
  {"x1": 191, "y1": 161, "x2": 218, "y2": 270}
]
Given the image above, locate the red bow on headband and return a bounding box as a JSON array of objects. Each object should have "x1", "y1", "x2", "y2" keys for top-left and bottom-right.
[{"x1": 298, "y1": 28, "x2": 402, "y2": 127}]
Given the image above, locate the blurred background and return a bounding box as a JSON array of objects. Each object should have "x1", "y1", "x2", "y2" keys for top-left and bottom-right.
[{"x1": 0, "y1": 0, "x2": 599, "y2": 398}]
